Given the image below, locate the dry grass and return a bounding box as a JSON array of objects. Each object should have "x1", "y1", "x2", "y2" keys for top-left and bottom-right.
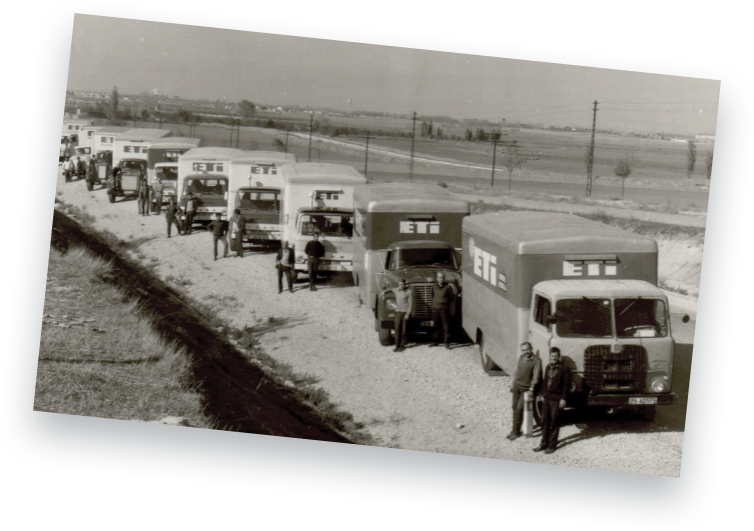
[{"x1": 35, "y1": 246, "x2": 211, "y2": 427}]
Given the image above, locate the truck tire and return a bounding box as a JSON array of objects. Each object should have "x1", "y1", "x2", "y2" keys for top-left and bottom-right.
[
  {"x1": 86, "y1": 181, "x2": 93, "y2": 192},
  {"x1": 478, "y1": 332, "x2": 501, "y2": 375},
  {"x1": 108, "y1": 192, "x2": 115, "y2": 204},
  {"x1": 378, "y1": 327, "x2": 393, "y2": 346}
]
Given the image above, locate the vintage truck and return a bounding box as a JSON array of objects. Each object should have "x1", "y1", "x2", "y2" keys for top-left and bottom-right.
[
  {"x1": 352, "y1": 183, "x2": 470, "y2": 346},
  {"x1": 228, "y1": 151, "x2": 297, "y2": 244},
  {"x1": 280, "y1": 163, "x2": 366, "y2": 280},
  {"x1": 107, "y1": 129, "x2": 171, "y2": 203},
  {"x1": 177, "y1": 147, "x2": 244, "y2": 228},
  {"x1": 462, "y1": 211, "x2": 682, "y2": 422},
  {"x1": 146, "y1": 137, "x2": 201, "y2": 209}
]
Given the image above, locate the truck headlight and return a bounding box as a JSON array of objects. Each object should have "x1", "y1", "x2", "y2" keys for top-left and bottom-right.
[
  {"x1": 296, "y1": 255, "x2": 306, "y2": 264},
  {"x1": 385, "y1": 299, "x2": 397, "y2": 311},
  {"x1": 650, "y1": 377, "x2": 668, "y2": 393}
]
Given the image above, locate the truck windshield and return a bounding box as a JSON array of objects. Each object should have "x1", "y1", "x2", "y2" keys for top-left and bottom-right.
[
  {"x1": 122, "y1": 160, "x2": 145, "y2": 171},
  {"x1": 185, "y1": 178, "x2": 227, "y2": 196},
  {"x1": 555, "y1": 298, "x2": 612, "y2": 338},
  {"x1": 390, "y1": 248, "x2": 457, "y2": 270},
  {"x1": 156, "y1": 167, "x2": 177, "y2": 181},
  {"x1": 239, "y1": 191, "x2": 280, "y2": 213},
  {"x1": 301, "y1": 213, "x2": 353, "y2": 237},
  {"x1": 615, "y1": 298, "x2": 668, "y2": 338}
]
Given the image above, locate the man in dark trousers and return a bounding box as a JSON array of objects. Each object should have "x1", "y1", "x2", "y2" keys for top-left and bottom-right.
[
  {"x1": 184, "y1": 193, "x2": 198, "y2": 235},
  {"x1": 137, "y1": 177, "x2": 150, "y2": 216},
  {"x1": 276, "y1": 241, "x2": 295, "y2": 294},
  {"x1": 429, "y1": 271, "x2": 455, "y2": 349},
  {"x1": 207, "y1": 213, "x2": 229, "y2": 261},
  {"x1": 152, "y1": 178, "x2": 165, "y2": 215},
  {"x1": 232, "y1": 208, "x2": 247, "y2": 258},
  {"x1": 304, "y1": 231, "x2": 325, "y2": 291},
  {"x1": 165, "y1": 197, "x2": 182, "y2": 238},
  {"x1": 507, "y1": 342, "x2": 542, "y2": 440},
  {"x1": 534, "y1": 347, "x2": 571, "y2": 455},
  {"x1": 390, "y1": 279, "x2": 413, "y2": 352}
]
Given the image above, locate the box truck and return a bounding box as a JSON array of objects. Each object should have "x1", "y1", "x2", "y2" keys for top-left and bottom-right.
[
  {"x1": 228, "y1": 151, "x2": 297, "y2": 244},
  {"x1": 146, "y1": 137, "x2": 202, "y2": 208},
  {"x1": 280, "y1": 163, "x2": 366, "y2": 279},
  {"x1": 352, "y1": 183, "x2": 470, "y2": 345},
  {"x1": 91, "y1": 126, "x2": 134, "y2": 181},
  {"x1": 177, "y1": 147, "x2": 244, "y2": 227},
  {"x1": 462, "y1": 211, "x2": 677, "y2": 421},
  {"x1": 108, "y1": 129, "x2": 171, "y2": 203}
]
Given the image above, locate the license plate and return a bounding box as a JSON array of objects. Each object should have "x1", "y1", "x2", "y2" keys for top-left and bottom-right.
[
  {"x1": 629, "y1": 397, "x2": 658, "y2": 405},
  {"x1": 420, "y1": 320, "x2": 434, "y2": 327}
]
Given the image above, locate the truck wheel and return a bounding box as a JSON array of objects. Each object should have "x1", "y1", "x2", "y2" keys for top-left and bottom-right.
[
  {"x1": 378, "y1": 327, "x2": 393, "y2": 346},
  {"x1": 108, "y1": 192, "x2": 115, "y2": 204},
  {"x1": 479, "y1": 333, "x2": 501, "y2": 375},
  {"x1": 86, "y1": 181, "x2": 93, "y2": 192}
]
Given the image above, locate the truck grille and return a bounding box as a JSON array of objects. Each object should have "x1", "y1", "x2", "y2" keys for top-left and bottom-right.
[
  {"x1": 583, "y1": 345, "x2": 647, "y2": 393},
  {"x1": 411, "y1": 284, "x2": 434, "y2": 318}
]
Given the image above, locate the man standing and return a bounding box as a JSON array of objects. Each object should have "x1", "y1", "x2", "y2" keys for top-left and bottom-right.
[
  {"x1": 507, "y1": 342, "x2": 542, "y2": 441},
  {"x1": 232, "y1": 208, "x2": 247, "y2": 258},
  {"x1": 75, "y1": 156, "x2": 85, "y2": 180},
  {"x1": 276, "y1": 241, "x2": 295, "y2": 294},
  {"x1": 152, "y1": 178, "x2": 165, "y2": 215},
  {"x1": 207, "y1": 213, "x2": 229, "y2": 261},
  {"x1": 137, "y1": 178, "x2": 150, "y2": 216},
  {"x1": 165, "y1": 198, "x2": 182, "y2": 238},
  {"x1": 304, "y1": 231, "x2": 325, "y2": 291},
  {"x1": 534, "y1": 347, "x2": 571, "y2": 455},
  {"x1": 184, "y1": 193, "x2": 198, "y2": 235},
  {"x1": 62, "y1": 157, "x2": 74, "y2": 183},
  {"x1": 430, "y1": 272, "x2": 455, "y2": 349},
  {"x1": 391, "y1": 279, "x2": 413, "y2": 352}
]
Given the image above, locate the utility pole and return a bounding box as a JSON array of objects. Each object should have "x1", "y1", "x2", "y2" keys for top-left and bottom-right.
[
  {"x1": 586, "y1": 100, "x2": 598, "y2": 197},
  {"x1": 360, "y1": 130, "x2": 371, "y2": 179},
  {"x1": 408, "y1": 112, "x2": 418, "y2": 181},
  {"x1": 308, "y1": 114, "x2": 314, "y2": 162},
  {"x1": 235, "y1": 119, "x2": 241, "y2": 149},
  {"x1": 284, "y1": 129, "x2": 290, "y2": 153},
  {"x1": 487, "y1": 133, "x2": 507, "y2": 187}
]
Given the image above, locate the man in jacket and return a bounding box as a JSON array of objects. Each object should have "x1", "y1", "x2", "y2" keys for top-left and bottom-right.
[
  {"x1": 507, "y1": 342, "x2": 542, "y2": 441},
  {"x1": 152, "y1": 179, "x2": 165, "y2": 215},
  {"x1": 276, "y1": 241, "x2": 295, "y2": 294},
  {"x1": 232, "y1": 208, "x2": 247, "y2": 258},
  {"x1": 534, "y1": 347, "x2": 571, "y2": 454},
  {"x1": 184, "y1": 193, "x2": 198, "y2": 235},
  {"x1": 165, "y1": 198, "x2": 182, "y2": 238},
  {"x1": 62, "y1": 158, "x2": 74, "y2": 183},
  {"x1": 207, "y1": 213, "x2": 229, "y2": 261},
  {"x1": 429, "y1": 272, "x2": 455, "y2": 349},
  {"x1": 390, "y1": 279, "x2": 413, "y2": 352},
  {"x1": 304, "y1": 231, "x2": 325, "y2": 291},
  {"x1": 137, "y1": 178, "x2": 150, "y2": 216}
]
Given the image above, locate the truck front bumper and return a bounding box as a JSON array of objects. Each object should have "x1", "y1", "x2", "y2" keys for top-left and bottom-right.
[{"x1": 585, "y1": 393, "x2": 676, "y2": 407}]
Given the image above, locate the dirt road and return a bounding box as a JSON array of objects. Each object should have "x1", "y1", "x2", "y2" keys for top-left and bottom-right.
[{"x1": 53, "y1": 167, "x2": 693, "y2": 476}]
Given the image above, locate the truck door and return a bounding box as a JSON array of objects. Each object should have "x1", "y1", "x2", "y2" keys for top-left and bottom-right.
[{"x1": 528, "y1": 292, "x2": 552, "y2": 360}]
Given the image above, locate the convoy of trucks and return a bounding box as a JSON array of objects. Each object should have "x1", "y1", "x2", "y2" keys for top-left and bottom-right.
[
  {"x1": 228, "y1": 151, "x2": 297, "y2": 244},
  {"x1": 462, "y1": 211, "x2": 677, "y2": 421},
  {"x1": 280, "y1": 163, "x2": 367, "y2": 280},
  {"x1": 352, "y1": 183, "x2": 470, "y2": 346},
  {"x1": 177, "y1": 147, "x2": 243, "y2": 227}
]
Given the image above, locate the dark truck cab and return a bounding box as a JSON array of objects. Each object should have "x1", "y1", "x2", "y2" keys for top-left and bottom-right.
[{"x1": 108, "y1": 159, "x2": 146, "y2": 203}]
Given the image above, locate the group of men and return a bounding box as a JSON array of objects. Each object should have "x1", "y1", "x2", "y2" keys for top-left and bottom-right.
[
  {"x1": 507, "y1": 342, "x2": 572, "y2": 455},
  {"x1": 274, "y1": 231, "x2": 324, "y2": 294},
  {"x1": 137, "y1": 176, "x2": 166, "y2": 217},
  {"x1": 198, "y1": 208, "x2": 248, "y2": 261},
  {"x1": 61, "y1": 156, "x2": 86, "y2": 183}
]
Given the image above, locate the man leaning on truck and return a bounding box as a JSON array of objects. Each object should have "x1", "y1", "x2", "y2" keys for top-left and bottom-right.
[
  {"x1": 391, "y1": 279, "x2": 413, "y2": 352},
  {"x1": 305, "y1": 231, "x2": 326, "y2": 291},
  {"x1": 430, "y1": 272, "x2": 455, "y2": 349},
  {"x1": 507, "y1": 342, "x2": 542, "y2": 441},
  {"x1": 534, "y1": 347, "x2": 571, "y2": 455}
]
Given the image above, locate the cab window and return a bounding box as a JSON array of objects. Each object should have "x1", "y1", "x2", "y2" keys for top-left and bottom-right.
[{"x1": 533, "y1": 295, "x2": 552, "y2": 330}]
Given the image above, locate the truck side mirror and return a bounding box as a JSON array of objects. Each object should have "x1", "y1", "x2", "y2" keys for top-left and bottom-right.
[
  {"x1": 682, "y1": 314, "x2": 690, "y2": 323},
  {"x1": 547, "y1": 315, "x2": 558, "y2": 325}
]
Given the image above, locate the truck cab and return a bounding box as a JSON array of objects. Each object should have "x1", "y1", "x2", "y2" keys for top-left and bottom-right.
[
  {"x1": 177, "y1": 147, "x2": 243, "y2": 226},
  {"x1": 153, "y1": 162, "x2": 179, "y2": 202},
  {"x1": 108, "y1": 159, "x2": 146, "y2": 203}
]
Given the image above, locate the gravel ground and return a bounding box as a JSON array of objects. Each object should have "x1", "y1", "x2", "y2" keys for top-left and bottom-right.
[{"x1": 52, "y1": 167, "x2": 695, "y2": 477}]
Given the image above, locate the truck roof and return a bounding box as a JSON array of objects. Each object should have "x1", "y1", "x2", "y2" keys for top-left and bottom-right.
[
  {"x1": 280, "y1": 163, "x2": 365, "y2": 184},
  {"x1": 355, "y1": 183, "x2": 470, "y2": 213},
  {"x1": 387, "y1": 240, "x2": 456, "y2": 250},
  {"x1": 536, "y1": 279, "x2": 665, "y2": 298},
  {"x1": 464, "y1": 211, "x2": 657, "y2": 254},
  {"x1": 148, "y1": 137, "x2": 201, "y2": 149},
  {"x1": 230, "y1": 151, "x2": 297, "y2": 164},
  {"x1": 93, "y1": 126, "x2": 134, "y2": 135},
  {"x1": 116, "y1": 129, "x2": 172, "y2": 141},
  {"x1": 180, "y1": 147, "x2": 244, "y2": 161}
]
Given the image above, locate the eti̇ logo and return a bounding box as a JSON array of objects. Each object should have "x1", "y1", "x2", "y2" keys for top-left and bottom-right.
[
  {"x1": 562, "y1": 260, "x2": 617, "y2": 277},
  {"x1": 399, "y1": 221, "x2": 440, "y2": 234},
  {"x1": 102, "y1": 137, "x2": 113, "y2": 144},
  {"x1": 250, "y1": 164, "x2": 278, "y2": 175},
  {"x1": 193, "y1": 162, "x2": 224, "y2": 172},
  {"x1": 469, "y1": 238, "x2": 507, "y2": 290},
  {"x1": 124, "y1": 146, "x2": 148, "y2": 154}
]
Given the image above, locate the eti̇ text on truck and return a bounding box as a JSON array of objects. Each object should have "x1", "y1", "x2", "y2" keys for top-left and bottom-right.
[
  {"x1": 462, "y1": 211, "x2": 683, "y2": 422},
  {"x1": 352, "y1": 183, "x2": 469, "y2": 346}
]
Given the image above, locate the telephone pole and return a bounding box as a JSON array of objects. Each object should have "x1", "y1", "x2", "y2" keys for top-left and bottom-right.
[
  {"x1": 487, "y1": 134, "x2": 507, "y2": 187},
  {"x1": 360, "y1": 130, "x2": 371, "y2": 179},
  {"x1": 409, "y1": 112, "x2": 417, "y2": 181},
  {"x1": 284, "y1": 129, "x2": 290, "y2": 153},
  {"x1": 586, "y1": 100, "x2": 598, "y2": 197},
  {"x1": 308, "y1": 114, "x2": 314, "y2": 162}
]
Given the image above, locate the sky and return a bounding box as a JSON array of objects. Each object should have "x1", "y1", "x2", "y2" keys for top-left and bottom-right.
[{"x1": 67, "y1": 14, "x2": 720, "y2": 136}]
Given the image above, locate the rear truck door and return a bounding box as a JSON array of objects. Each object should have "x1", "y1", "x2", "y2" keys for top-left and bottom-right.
[{"x1": 529, "y1": 290, "x2": 552, "y2": 360}]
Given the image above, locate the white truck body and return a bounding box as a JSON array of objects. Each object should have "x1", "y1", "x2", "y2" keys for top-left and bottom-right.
[
  {"x1": 228, "y1": 151, "x2": 297, "y2": 243},
  {"x1": 112, "y1": 129, "x2": 172, "y2": 169},
  {"x1": 146, "y1": 137, "x2": 202, "y2": 186},
  {"x1": 280, "y1": 163, "x2": 366, "y2": 275},
  {"x1": 177, "y1": 147, "x2": 244, "y2": 222},
  {"x1": 91, "y1": 126, "x2": 135, "y2": 159}
]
